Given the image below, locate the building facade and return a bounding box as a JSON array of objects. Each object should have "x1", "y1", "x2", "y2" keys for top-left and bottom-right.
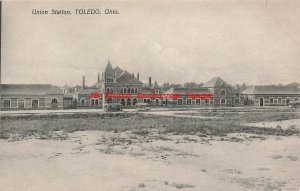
[
  {"x1": 0, "y1": 84, "x2": 63, "y2": 110},
  {"x1": 242, "y1": 86, "x2": 300, "y2": 106},
  {"x1": 202, "y1": 77, "x2": 241, "y2": 107}
]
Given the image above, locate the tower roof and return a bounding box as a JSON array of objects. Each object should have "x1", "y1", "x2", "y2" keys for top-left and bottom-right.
[{"x1": 104, "y1": 59, "x2": 115, "y2": 77}]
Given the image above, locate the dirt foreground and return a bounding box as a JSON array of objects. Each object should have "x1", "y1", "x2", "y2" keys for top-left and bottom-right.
[{"x1": 1, "y1": 130, "x2": 299, "y2": 191}]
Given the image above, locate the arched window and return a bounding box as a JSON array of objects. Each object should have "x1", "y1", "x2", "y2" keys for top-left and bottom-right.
[
  {"x1": 133, "y1": 98, "x2": 138, "y2": 105},
  {"x1": 120, "y1": 88, "x2": 123, "y2": 93},
  {"x1": 110, "y1": 88, "x2": 114, "y2": 93},
  {"x1": 131, "y1": 88, "x2": 134, "y2": 94},
  {"x1": 124, "y1": 88, "x2": 127, "y2": 94},
  {"x1": 106, "y1": 87, "x2": 110, "y2": 93},
  {"x1": 95, "y1": 99, "x2": 99, "y2": 105},
  {"x1": 51, "y1": 98, "x2": 58, "y2": 108},
  {"x1": 221, "y1": 89, "x2": 226, "y2": 96},
  {"x1": 135, "y1": 88, "x2": 138, "y2": 93},
  {"x1": 81, "y1": 99, "x2": 85, "y2": 106},
  {"x1": 120, "y1": 98, "x2": 126, "y2": 105},
  {"x1": 91, "y1": 99, "x2": 95, "y2": 106},
  {"x1": 127, "y1": 98, "x2": 131, "y2": 105}
]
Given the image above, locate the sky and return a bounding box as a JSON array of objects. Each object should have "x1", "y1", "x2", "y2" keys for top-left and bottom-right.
[{"x1": 2, "y1": 0, "x2": 300, "y2": 87}]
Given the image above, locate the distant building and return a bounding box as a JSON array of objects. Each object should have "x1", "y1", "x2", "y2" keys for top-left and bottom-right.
[
  {"x1": 0, "y1": 84, "x2": 63, "y2": 110},
  {"x1": 163, "y1": 87, "x2": 213, "y2": 107},
  {"x1": 202, "y1": 77, "x2": 241, "y2": 107},
  {"x1": 76, "y1": 88, "x2": 103, "y2": 108},
  {"x1": 242, "y1": 85, "x2": 300, "y2": 106},
  {"x1": 95, "y1": 60, "x2": 144, "y2": 107}
]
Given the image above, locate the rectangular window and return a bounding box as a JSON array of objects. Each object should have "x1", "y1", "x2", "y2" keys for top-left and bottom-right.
[
  {"x1": 286, "y1": 97, "x2": 291, "y2": 104},
  {"x1": 177, "y1": 99, "x2": 183, "y2": 105},
  {"x1": 186, "y1": 99, "x2": 192, "y2": 105},
  {"x1": 3, "y1": 100, "x2": 11, "y2": 108},
  {"x1": 143, "y1": 98, "x2": 151, "y2": 103},
  {"x1": 32, "y1": 99, "x2": 39, "y2": 108},
  {"x1": 269, "y1": 97, "x2": 274, "y2": 104},
  {"x1": 278, "y1": 98, "x2": 282, "y2": 104},
  {"x1": 220, "y1": 98, "x2": 226, "y2": 104},
  {"x1": 205, "y1": 99, "x2": 210, "y2": 104}
]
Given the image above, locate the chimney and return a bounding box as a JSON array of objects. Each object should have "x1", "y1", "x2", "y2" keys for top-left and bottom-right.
[
  {"x1": 149, "y1": 77, "x2": 152, "y2": 88},
  {"x1": 98, "y1": 73, "x2": 100, "y2": 83},
  {"x1": 83, "y1": 76, "x2": 86, "y2": 89},
  {"x1": 137, "y1": 73, "x2": 139, "y2": 81}
]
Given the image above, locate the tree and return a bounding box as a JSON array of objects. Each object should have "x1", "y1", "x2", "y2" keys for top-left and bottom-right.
[{"x1": 184, "y1": 82, "x2": 198, "y2": 89}]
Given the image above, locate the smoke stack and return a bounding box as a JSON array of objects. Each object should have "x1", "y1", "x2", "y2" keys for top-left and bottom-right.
[
  {"x1": 149, "y1": 77, "x2": 152, "y2": 88},
  {"x1": 83, "y1": 76, "x2": 86, "y2": 89},
  {"x1": 98, "y1": 73, "x2": 100, "y2": 83},
  {"x1": 137, "y1": 73, "x2": 139, "y2": 81}
]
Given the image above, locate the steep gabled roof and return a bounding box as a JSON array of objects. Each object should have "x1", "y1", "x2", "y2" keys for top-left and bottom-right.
[
  {"x1": 242, "y1": 85, "x2": 300, "y2": 95},
  {"x1": 104, "y1": 60, "x2": 115, "y2": 77},
  {"x1": 114, "y1": 66, "x2": 124, "y2": 78},
  {"x1": 0, "y1": 84, "x2": 63, "y2": 95},
  {"x1": 203, "y1": 77, "x2": 231, "y2": 88},
  {"x1": 153, "y1": 81, "x2": 159, "y2": 89},
  {"x1": 117, "y1": 71, "x2": 142, "y2": 84}
]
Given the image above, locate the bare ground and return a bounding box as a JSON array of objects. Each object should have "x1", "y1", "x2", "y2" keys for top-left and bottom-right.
[{"x1": 0, "y1": 109, "x2": 300, "y2": 191}]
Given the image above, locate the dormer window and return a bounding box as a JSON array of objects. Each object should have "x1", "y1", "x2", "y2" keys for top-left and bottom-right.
[{"x1": 155, "y1": 89, "x2": 160, "y2": 93}]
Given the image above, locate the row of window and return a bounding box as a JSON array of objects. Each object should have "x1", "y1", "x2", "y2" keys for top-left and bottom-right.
[
  {"x1": 178, "y1": 98, "x2": 212, "y2": 105},
  {"x1": 81, "y1": 98, "x2": 213, "y2": 106},
  {"x1": 1, "y1": 98, "x2": 58, "y2": 108},
  {"x1": 105, "y1": 77, "x2": 115, "y2": 83},
  {"x1": 80, "y1": 98, "x2": 100, "y2": 106},
  {"x1": 269, "y1": 97, "x2": 299, "y2": 104},
  {"x1": 105, "y1": 87, "x2": 139, "y2": 94}
]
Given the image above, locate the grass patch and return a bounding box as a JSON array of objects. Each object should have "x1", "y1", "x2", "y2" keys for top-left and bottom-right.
[{"x1": 1, "y1": 111, "x2": 299, "y2": 141}]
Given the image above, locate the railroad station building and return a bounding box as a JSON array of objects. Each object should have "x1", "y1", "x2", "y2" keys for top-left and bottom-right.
[
  {"x1": 0, "y1": 84, "x2": 64, "y2": 110},
  {"x1": 242, "y1": 86, "x2": 300, "y2": 107}
]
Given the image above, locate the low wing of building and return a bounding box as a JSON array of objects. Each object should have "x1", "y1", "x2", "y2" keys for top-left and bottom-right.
[
  {"x1": 242, "y1": 85, "x2": 300, "y2": 106},
  {"x1": 0, "y1": 84, "x2": 63, "y2": 110}
]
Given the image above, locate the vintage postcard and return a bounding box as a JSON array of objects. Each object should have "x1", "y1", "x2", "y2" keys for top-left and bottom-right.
[{"x1": 0, "y1": 0, "x2": 300, "y2": 190}]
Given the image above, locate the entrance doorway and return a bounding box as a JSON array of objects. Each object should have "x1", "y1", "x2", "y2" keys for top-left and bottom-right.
[{"x1": 259, "y1": 97, "x2": 264, "y2": 106}]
